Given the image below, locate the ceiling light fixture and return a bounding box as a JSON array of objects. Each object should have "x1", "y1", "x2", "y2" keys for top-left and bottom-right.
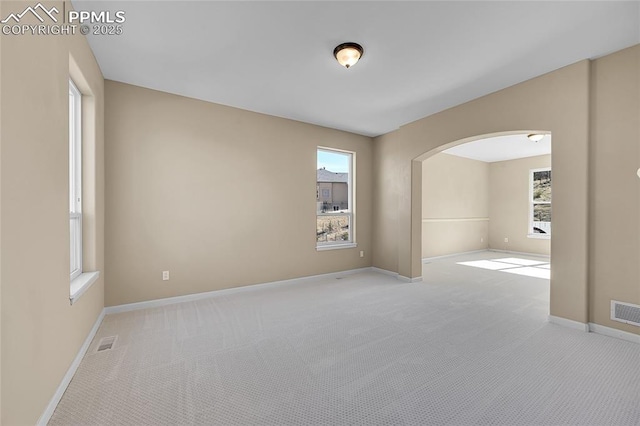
[
  {"x1": 333, "y1": 42, "x2": 364, "y2": 69},
  {"x1": 527, "y1": 133, "x2": 545, "y2": 142}
]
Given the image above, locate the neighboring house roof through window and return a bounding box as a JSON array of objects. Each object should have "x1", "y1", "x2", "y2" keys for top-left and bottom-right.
[{"x1": 317, "y1": 168, "x2": 348, "y2": 183}]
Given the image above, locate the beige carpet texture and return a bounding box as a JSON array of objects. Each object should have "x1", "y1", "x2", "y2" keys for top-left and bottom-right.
[{"x1": 50, "y1": 252, "x2": 640, "y2": 425}]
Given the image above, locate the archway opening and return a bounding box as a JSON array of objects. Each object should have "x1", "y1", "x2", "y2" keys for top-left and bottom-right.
[{"x1": 414, "y1": 131, "x2": 552, "y2": 314}]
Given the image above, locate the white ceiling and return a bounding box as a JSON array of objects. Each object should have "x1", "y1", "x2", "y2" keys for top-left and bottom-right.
[
  {"x1": 443, "y1": 134, "x2": 551, "y2": 163},
  {"x1": 73, "y1": 1, "x2": 640, "y2": 137}
]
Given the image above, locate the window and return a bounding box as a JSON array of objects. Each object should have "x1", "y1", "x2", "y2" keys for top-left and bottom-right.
[
  {"x1": 69, "y1": 79, "x2": 82, "y2": 280},
  {"x1": 529, "y1": 168, "x2": 551, "y2": 237},
  {"x1": 68, "y1": 74, "x2": 99, "y2": 304},
  {"x1": 316, "y1": 148, "x2": 355, "y2": 249}
]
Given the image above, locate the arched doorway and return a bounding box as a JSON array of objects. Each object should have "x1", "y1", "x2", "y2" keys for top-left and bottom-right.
[
  {"x1": 398, "y1": 125, "x2": 586, "y2": 327},
  {"x1": 419, "y1": 132, "x2": 552, "y2": 258},
  {"x1": 372, "y1": 62, "x2": 590, "y2": 327},
  {"x1": 417, "y1": 132, "x2": 552, "y2": 313}
]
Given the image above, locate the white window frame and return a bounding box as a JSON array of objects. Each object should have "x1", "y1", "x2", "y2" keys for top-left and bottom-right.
[
  {"x1": 69, "y1": 79, "x2": 83, "y2": 280},
  {"x1": 528, "y1": 167, "x2": 551, "y2": 239},
  {"x1": 316, "y1": 147, "x2": 356, "y2": 250}
]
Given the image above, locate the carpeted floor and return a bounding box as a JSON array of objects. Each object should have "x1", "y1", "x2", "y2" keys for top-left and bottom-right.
[{"x1": 50, "y1": 251, "x2": 640, "y2": 425}]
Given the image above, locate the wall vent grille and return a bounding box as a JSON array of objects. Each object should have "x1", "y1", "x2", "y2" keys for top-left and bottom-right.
[
  {"x1": 611, "y1": 301, "x2": 640, "y2": 327},
  {"x1": 96, "y1": 336, "x2": 117, "y2": 352}
]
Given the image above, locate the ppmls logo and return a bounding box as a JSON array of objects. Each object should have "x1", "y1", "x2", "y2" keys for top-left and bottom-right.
[
  {"x1": 1, "y1": 2, "x2": 126, "y2": 36},
  {"x1": 1, "y1": 2, "x2": 59, "y2": 24}
]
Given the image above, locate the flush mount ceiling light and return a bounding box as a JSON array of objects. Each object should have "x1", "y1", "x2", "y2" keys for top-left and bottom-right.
[
  {"x1": 527, "y1": 133, "x2": 545, "y2": 142},
  {"x1": 333, "y1": 42, "x2": 364, "y2": 69}
]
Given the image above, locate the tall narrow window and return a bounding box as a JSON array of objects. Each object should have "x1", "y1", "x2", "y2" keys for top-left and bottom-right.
[
  {"x1": 529, "y1": 168, "x2": 551, "y2": 237},
  {"x1": 69, "y1": 79, "x2": 82, "y2": 280},
  {"x1": 317, "y1": 148, "x2": 355, "y2": 249}
]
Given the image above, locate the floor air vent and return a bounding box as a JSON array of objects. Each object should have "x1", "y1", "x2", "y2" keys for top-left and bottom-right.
[
  {"x1": 611, "y1": 301, "x2": 640, "y2": 327},
  {"x1": 96, "y1": 336, "x2": 117, "y2": 352}
]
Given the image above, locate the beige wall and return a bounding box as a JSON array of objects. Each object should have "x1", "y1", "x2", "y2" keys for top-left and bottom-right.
[
  {"x1": 422, "y1": 153, "x2": 489, "y2": 258},
  {"x1": 489, "y1": 155, "x2": 551, "y2": 255},
  {"x1": 373, "y1": 60, "x2": 591, "y2": 324},
  {"x1": 0, "y1": 1, "x2": 105, "y2": 424},
  {"x1": 105, "y1": 81, "x2": 372, "y2": 306},
  {"x1": 589, "y1": 45, "x2": 640, "y2": 333},
  {"x1": 372, "y1": 131, "x2": 400, "y2": 273},
  {"x1": 422, "y1": 152, "x2": 551, "y2": 258}
]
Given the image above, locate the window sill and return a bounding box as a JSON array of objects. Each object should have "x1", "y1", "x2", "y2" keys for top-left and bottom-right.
[
  {"x1": 527, "y1": 234, "x2": 551, "y2": 240},
  {"x1": 316, "y1": 242, "x2": 357, "y2": 251},
  {"x1": 70, "y1": 271, "x2": 100, "y2": 305}
]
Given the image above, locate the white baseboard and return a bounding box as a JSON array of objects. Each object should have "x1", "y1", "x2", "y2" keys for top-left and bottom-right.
[
  {"x1": 548, "y1": 315, "x2": 589, "y2": 332},
  {"x1": 370, "y1": 267, "x2": 422, "y2": 283},
  {"x1": 370, "y1": 267, "x2": 398, "y2": 277},
  {"x1": 588, "y1": 323, "x2": 640, "y2": 344},
  {"x1": 422, "y1": 249, "x2": 487, "y2": 263},
  {"x1": 489, "y1": 249, "x2": 550, "y2": 259},
  {"x1": 105, "y1": 267, "x2": 373, "y2": 314},
  {"x1": 398, "y1": 275, "x2": 423, "y2": 283},
  {"x1": 38, "y1": 308, "x2": 106, "y2": 425},
  {"x1": 548, "y1": 316, "x2": 640, "y2": 345},
  {"x1": 106, "y1": 266, "x2": 428, "y2": 315}
]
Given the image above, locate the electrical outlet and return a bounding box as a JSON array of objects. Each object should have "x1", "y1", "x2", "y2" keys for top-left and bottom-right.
[
  {"x1": 359, "y1": 251, "x2": 364, "y2": 258},
  {"x1": 162, "y1": 271, "x2": 169, "y2": 281},
  {"x1": 504, "y1": 237, "x2": 509, "y2": 243},
  {"x1": 480, "y1": 237, "x2": 484, "y2": 243}
]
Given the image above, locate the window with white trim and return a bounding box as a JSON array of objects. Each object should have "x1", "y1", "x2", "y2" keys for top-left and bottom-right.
[
  {"x1": 529, "y1": 168, "x2": 551, "y2": 237},
  {"x1": 69, "y1": 79, "x2": 82, "y2": 280},
  {"x1": 316, "y1": 148, "x2": 355, "y2": 249}
]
